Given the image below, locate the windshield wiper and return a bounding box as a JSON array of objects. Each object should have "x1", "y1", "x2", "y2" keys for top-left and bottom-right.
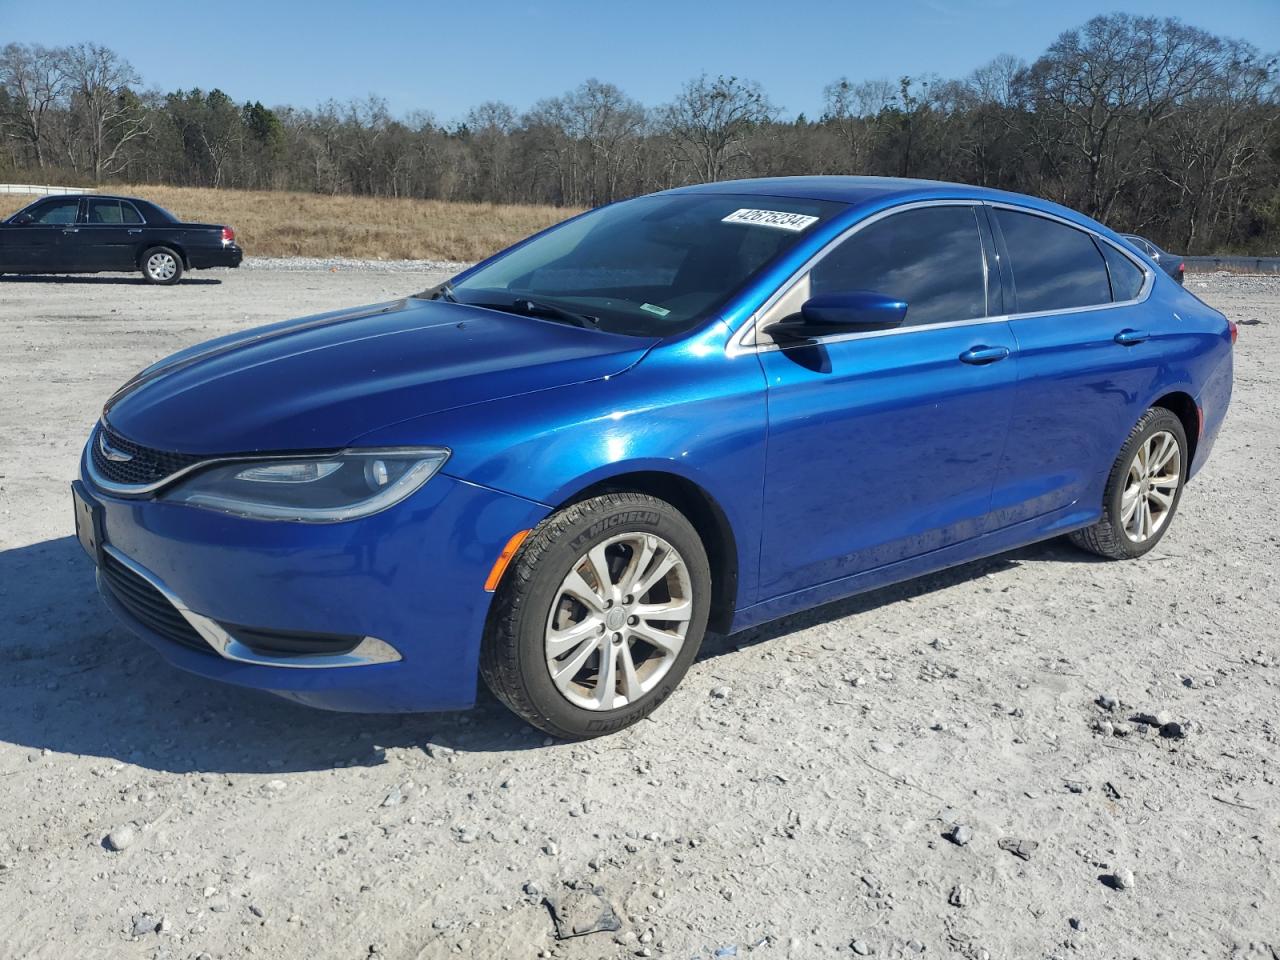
[
  {"x1": 472, "y1": 297, "x2": 599, "y2": 329},
  {"x1": 416, "y1": 281, "x2": 457, "y2": 302},
  {"x1": 515, "y1": 298, "x2": 600, "y2": 328}
]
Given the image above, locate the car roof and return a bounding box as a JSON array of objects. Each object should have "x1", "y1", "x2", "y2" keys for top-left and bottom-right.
[
  {"x1": 84, "y1": 194, "x2": 147, "y2": 204},
  {"x1": 659, "y1": 175, "x2": 1113, "y2": 234},
  {"x1": 24, "y1": 193, "x2": 149, "y2": 206}
]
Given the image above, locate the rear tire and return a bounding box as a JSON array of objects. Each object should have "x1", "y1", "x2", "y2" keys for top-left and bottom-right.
[
  {"x1": 480, "y1": 492, "x2": 711, "y2": 740},
  {"x1": 141, "y1": 246, "x2": 183, "y2": 285},
  {"x1": 1069, "y1": 407, "x2": 1188, "y2": 560}
]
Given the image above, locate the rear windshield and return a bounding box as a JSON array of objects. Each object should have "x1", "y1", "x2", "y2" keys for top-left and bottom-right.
[
  {"x1": 445, "y1": 193, "x2": 844, "y2": 336},
  {"x1": 142, "y1": 202, "x2": 178, "y2": 223}
]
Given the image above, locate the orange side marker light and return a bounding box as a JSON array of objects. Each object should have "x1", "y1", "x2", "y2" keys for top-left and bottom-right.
[{"x1": 484, "y1": 529, "x2": 532, "y2": 592}]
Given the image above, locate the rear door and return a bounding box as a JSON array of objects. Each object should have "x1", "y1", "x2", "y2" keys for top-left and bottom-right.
[
  {"x1": 79, "y1": 199, "x2": 146, "y2": 271},
  {"x1": 1, "y1": 197, "x2": 82, "y2": 271},
  {"x1": 755, "y1": 202, "x2": 1018, "y2": 598},
  {"x1": 986, "y1": 205, "x2": 1159, "y2": 527}
]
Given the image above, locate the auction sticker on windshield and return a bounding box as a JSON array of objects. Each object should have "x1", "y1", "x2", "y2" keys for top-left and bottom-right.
[{"x1": 721, "y1": 208, "x2": 819, "y2": 231}]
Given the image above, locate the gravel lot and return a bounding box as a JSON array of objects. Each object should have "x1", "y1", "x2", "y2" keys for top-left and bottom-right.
[{"x1": 0, "y1": 265, "x2": 1276, "y2": 960}]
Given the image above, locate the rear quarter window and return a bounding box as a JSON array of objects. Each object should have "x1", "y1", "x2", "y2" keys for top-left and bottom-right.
[
  {"x1": 995, "y1": 209, "x2": 1111, "y2": 313},
  {"x1": 1099, "y1": 243, "x2": 1146, "y2": 302}
]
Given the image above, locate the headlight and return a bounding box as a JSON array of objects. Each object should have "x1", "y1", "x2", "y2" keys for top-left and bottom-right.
[{"x1": 163, "y1": 448, "x2": 449, "y2": 522}]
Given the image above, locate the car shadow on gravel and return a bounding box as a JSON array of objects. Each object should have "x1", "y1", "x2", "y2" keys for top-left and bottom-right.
[
  {"x1": 0, "y1": 536, "x2": 531, "y2": 776},
  {"x1": 0, "y1": 274, "x2": 221, "y2": 285},
  {"x1": 0, "y1": 535, "x2": 1101, "y2": 775}
]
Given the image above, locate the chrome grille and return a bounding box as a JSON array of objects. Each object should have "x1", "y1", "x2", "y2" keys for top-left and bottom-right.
[{"x1": 90, "y1": 423, "x2": 205, "y2": 488}]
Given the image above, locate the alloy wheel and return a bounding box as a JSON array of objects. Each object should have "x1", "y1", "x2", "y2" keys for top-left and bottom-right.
[
  {"x1": 1121, "y1": 429, "x2": 1181, "y2": 542},
  {"x1": 544, "y1": 532, "x2": 692, "y2": 710},
  {"x1": 147, "y1": 252, "x2": 177, "y2": 281}
]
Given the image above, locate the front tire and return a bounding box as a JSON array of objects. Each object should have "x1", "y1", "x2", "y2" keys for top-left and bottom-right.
[
  {"x1": 141, "y1": 246, "x2": 183, "y2": 285},
  {"x1": 1069, "y1": 407, "x2": 1188, "y2": 559},
  {"x1": 480, "y1": 492, "x2": 711, "y2": 739}
]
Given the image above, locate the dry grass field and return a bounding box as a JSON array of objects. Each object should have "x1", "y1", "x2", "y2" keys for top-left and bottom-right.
[{"x1": 0, "y1": 186, "x2": 580, "y2": 261}]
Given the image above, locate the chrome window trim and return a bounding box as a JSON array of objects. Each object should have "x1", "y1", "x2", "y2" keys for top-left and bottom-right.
[
  {"x1": 727, "y1": 198, "x2": 1155, "y2": 357},
  {"x1": 24, "y1": 195, "x2": 81, "y2": 226},
  {"x1": 100, "y1": 544, "x2": 402, "y2": 668},
  {"x1": 985, "y1": 201, "x2": 1155, "y2": 317},
  {"x1": 83, "y1": 198, "x2": 145, "y2": 226}
]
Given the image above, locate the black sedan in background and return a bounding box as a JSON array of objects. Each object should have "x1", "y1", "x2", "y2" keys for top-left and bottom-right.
[
  {"x1": 0, "y1": 194, "x2": 242, "y2": 284},
  {"x1": 1121, "y1": 233, "x2": 1184, "y2": 285}
]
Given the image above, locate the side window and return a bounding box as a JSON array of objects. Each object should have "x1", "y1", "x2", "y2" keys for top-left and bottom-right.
[
  {"x1": 995, "y1": 209, "x2": 1111, "y2": 312},
  {"x1": 1099, "y1": 243, "x2": 1145, "y2": 302},
  {"x1": 120, "y1": 202, "x2": 144, "y2": 225},
  {"x1": 809, "y1": 206, "x2": 987, "y2": 327},
  {"x1": 88, "y1": 199, "x2": 124, "y2": 224},
  {"x1": 30, "y1": 198, "x2": 81, "y2": 225}
]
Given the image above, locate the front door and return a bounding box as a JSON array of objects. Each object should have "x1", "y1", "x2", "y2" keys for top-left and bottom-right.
[
  {"x1": 0, "y1": 196, "x2": 82, "y2": 272},
  {"x1": 755, "y1": 203, "x2": 1018, "y2": 599}
]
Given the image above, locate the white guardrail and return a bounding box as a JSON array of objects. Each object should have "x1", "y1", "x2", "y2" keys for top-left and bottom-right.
[
  {"x1": 0, "y1": 184, "x2": 91, "y2": 196},
  {"x1": 1183, "y1": 255, "x2": 1280, "y2": 275}
]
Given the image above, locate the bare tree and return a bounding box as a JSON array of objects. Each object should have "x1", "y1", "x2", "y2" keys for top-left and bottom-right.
[
  {"x1": 463, "y1": 100, "x2": 519, "y2": 201},
  {"x1": 563, "y1": 79, "x2": 646, "y2": 204},
  {"x1": 821, "y1": 77, "x2": 894, "y2": 172},
  {"x1": 63, "y1": 43, "x2": 150, "y2": 179},
  {"x1": 0, "y1": 43, "x2": 69, "y2": 169},
  {"x1": 659, "y1": 74, "x2": 776, "y2": 182},
  {"x1": 1019, "y1": 15, "x2": 1238, "y2": 221},
  {"x1": 968, "y1": 53, "x2": 1023, "y2": 107},
  {"x1": 1155, "y1": 41, "x2": 1280, "y2": 250}
]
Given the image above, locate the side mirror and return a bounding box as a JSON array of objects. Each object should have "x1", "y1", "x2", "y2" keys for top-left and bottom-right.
[
  {"x1": 11, "y1": 213, "x2": 33, "y2": 225},
  {"x1": 792, "y1": 290, "x2": 908, "y2": 333}
]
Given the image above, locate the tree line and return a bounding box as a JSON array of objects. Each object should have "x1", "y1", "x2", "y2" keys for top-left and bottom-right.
[{"x1": 2, "y1": 13, "x2": 1277, "y2": 253}]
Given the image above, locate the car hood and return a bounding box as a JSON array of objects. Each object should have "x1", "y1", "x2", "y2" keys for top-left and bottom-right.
[{"x1": 104, "y1": 298, "x2": 656, "y2": 454}]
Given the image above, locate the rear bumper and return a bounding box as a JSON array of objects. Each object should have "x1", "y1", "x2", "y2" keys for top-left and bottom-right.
[
  {"x1": 80, "y1": 457, "x2": 549, "y2": 712},
  {"x1": 189, "y1": 243, "x2": 242, "y2": 269}
]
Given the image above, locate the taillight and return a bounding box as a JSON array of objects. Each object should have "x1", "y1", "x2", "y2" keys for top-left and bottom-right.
[
  {"x1": 221, "y1": 226, "x2": 235, "y2": 243},
  {"x1": 1228, "y1": 318, "x2": 1238, "y2": 345}
]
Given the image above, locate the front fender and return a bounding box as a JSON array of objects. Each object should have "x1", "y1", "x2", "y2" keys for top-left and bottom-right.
[{"x1": 354, "y1": 328, "x2": 770, "y2": 609}]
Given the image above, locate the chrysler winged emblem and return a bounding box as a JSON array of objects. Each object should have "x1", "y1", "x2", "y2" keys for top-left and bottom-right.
[{"x1": 98, "y1": 431, "x2": 134, "y2": 463}]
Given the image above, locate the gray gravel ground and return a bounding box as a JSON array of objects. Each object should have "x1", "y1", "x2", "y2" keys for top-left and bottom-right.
[
  {"x1": 239, "y1": 255, "x2": 469, "y2": 274},
  {"x1": 0, "y1": 265, "x2": 1276, "y2": 960}
]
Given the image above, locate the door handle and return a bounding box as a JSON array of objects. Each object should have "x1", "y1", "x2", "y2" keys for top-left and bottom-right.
[
  {"x1": 62, "y1": 228, "x2": 79, "y2": 234},
  {"x1": 1114, "y1": 329, "x2": 1149, "y2": 346},
  {"x1": 128, "y1": 229, "x2": 143, "y2": 235},
  {"x1": 958, "y1": 345, "x2": 1010, "y2": 365}
]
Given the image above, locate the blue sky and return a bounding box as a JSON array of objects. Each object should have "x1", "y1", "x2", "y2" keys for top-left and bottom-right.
[{"x1": 2, "y1": 0, "x2": 1277, "y2": 121}]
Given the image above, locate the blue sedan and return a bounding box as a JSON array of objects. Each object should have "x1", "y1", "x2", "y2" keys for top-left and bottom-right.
[{"x1": 72, "y1": 177, "x2": 1235, "y2": 739}]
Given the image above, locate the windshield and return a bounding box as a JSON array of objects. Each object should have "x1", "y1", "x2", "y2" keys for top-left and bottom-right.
[{"x1": 442, "y1": 193, "x2": 844, "y2": 336}]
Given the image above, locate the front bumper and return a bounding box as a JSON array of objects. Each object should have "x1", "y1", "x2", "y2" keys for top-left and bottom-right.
[{"x1": 78, "y1": 460, "x2": 549, "y2": 712}]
